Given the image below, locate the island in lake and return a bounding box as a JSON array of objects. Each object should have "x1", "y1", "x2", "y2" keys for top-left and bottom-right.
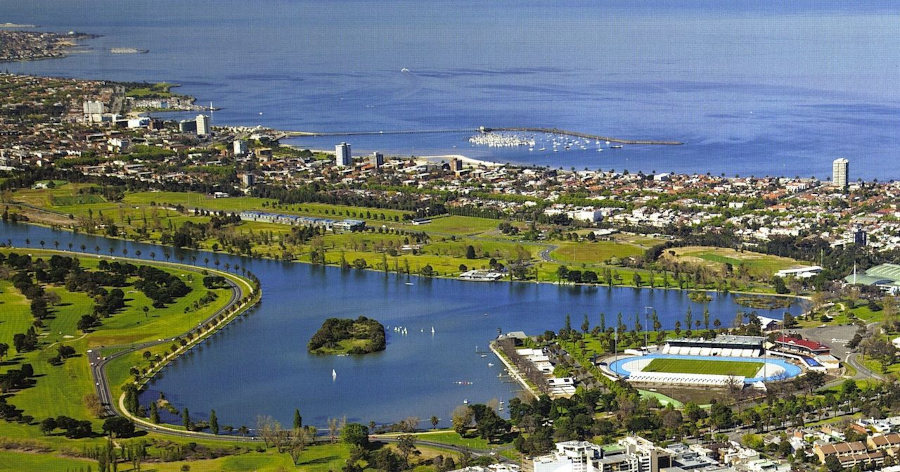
[{"x1": 307, "y1": 316, "x2": 386, "y2": 355}]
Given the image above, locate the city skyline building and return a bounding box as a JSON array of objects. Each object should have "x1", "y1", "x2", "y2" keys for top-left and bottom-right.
[
  {"x1": 833, "y1": 157, "x2": 849, "y2": 188},
  {"x1": 196, "y1": 114, "x2": 210, "y2": 136},
  {"x1": 335, "y1": 142, "x2": 352, "y2": 167}
]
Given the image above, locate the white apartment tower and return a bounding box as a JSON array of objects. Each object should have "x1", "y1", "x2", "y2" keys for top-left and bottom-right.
[
  {"x1": 233, "y1": 139, "x2": 249, "y2": 156},
  {"x1": 335, "y1": 142, "x2": 352, "y2": 167},
  {"x1": 832, "y1": 158, "x2": 849, "y2": 188},
  {"x1": 196, "y1": 114, "x2": 210, "y2": 136}
]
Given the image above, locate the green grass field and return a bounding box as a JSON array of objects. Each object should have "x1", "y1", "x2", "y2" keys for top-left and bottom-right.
[
  {"x1": 421, "y1": 215, "x2": 500, "y2": 235},
  {"x1": 643, "y1": 358, "x2": 764, "y2": 377},
  {"x1": 671, "y1": 246, "x2": 803, "y2": 279},
  {"x1": 550, "y1": 240, "x2": 646, "y2": 264},
  {"x1": 50, "y1": 194, "x2": 106, "y2": 206}
]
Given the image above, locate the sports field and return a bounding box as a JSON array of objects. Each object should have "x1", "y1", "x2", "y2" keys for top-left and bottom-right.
[{"x1": 643, "y1": 358, "x2": 763, "y2": 377}]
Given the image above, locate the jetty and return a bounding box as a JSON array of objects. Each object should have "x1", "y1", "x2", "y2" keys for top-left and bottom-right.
[{"x1": 278, "y1": 126, "x2": 683, "y2": 146}]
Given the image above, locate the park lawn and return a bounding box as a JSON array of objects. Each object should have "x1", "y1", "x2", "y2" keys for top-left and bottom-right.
[
  {"x1": 50, "y1": 194, "x2": 106, "y2": 206},
  {"x1": 125, "y1": 191, "x2": 274, "y2": 212},
  {"x1": 0, "y1": 450, "x2": 94, "y2": 471},
  {"x1": 0, "y1": 281, "x2": 35, "y2": 344},
  {"x1": 637, "y1": 390, "x2": 683, "y2": 408},
  {"x1": 88, "y1": 273, "x2": 233, "y2": 347},
  {"x1": 420, "y1": 216, "x2": 500, "y2": 235},
  {"x1": 643, "y1": 358, "x2": 763, "y2": 377},
  {"x1": 125, "y1": 82, "x2": 176, "y2": 98},
  {"x1": 323, "y1": 250, "x2": 466, "y2": 277},
  {"x1": 410, "y1": 430, "x2": 510, "y2": 450},
  {"x1": 669, "y1": 246, "x2": 803, "y2": 279},
  {"x1": 614, "y1": 234, "x2": 665, "y2": 248},
  {"x1": 126, "y1": 191, "x2": 411, "y2": 222},
  {"x1": 550, "y1": 240, "x2": 645, "y2": 264},
  {"x1": 10, "y1": 182, "x2": 95, "y2": 207},
  {"x1": 134, "y1": 451, "x2": 298, "y2": 472},
  {"x1": 290, "y1": 441, "x2": 351, "y2": 472}
]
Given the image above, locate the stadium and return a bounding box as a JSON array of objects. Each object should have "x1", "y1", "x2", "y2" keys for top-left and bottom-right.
[{"x1": 604, "y1": 335, "x2": 804, "y2": 388}]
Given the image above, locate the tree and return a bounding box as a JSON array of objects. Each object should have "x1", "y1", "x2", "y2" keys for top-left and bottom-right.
[
  {"x1": 39, "y1": 417, "x2": 57, "y2": 435},
  {"x1": 451, "y1": 405, "x2": 474, "y2": 435},
  {"x1": 824, "y1": 455, "x2": 843, "y2": 472},
  {"x1": 209, "y1": 409, "x2": 219, "y2": 435},
  {"x1": 183, "y1": 407, "x2": 191, "y2": 430},
  {"x1": 465, "y1": 245, "x2": 476, "y2": 259},
  {"x1": 150, "y1": 401, "x2": 160, "y2": 424},
  {"x1": 341, "y1": 423, "x2": 369, "y2": 448},
  {"x1": 0, "y1": 343, "x2": 8, "y2": 361},
  {"x1": 102, "y1": 416, "x2": 135, "y2": 438},
  {"x1": 293, "y1": 408, "x2": 302, "y2": 430},
  {"x1": 397, "y1": 434, "x2": 418, "y2": 468},
  {"x1": 289, "y1": 425, "x2": 314, "y2": 465},
  {"x1": 430, "y1": 415, "x2": 439, "y2": 429},
  {"x1": 556, "y1": 265, "x2": 569, "y2": 284}
]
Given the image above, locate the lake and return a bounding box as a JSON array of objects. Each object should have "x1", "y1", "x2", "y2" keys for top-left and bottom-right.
[{"x1": 0, "y1": 221, "x2": 806, "y2": 428}]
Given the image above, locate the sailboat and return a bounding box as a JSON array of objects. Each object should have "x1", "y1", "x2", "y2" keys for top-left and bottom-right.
[
  {"x1": 332, "y1": 369, "x2": 337, "y2": 381},
  {"x1": 431, "y1": 326, "x2": 435, "y2": 335}
]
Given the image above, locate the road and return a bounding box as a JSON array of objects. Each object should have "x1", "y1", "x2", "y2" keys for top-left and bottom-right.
[
  {"x1": 87, "y1": 275, "x2": 254, "y2": 440},
  {"x1": 538, "y1": 245, "x2": 558, "y2": 263},
  {"x1": 799, "y1": 321, "x2": 882, "y2": 385}
]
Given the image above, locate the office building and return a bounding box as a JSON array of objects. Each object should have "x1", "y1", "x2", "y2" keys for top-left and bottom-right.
[
  {"x1": 335, "y1": 142, "x2": 352, "y2": 167},
  {"x1": 854, "y1": 225, "x2": 867, "y2": 246},
  {"x1": 178, "y1": 119, "x2": 197, "y2": 134},
  {"x1": 196, "y1": 114, "x2": 210, "y2": 136},
  {"x1": 832, "y1": 158, "x2": 849, "y2": 188}
]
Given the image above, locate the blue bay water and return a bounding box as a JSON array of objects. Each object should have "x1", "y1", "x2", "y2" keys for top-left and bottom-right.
[
  {"x1": 1, "y1": 222, "x2": 805, "y2": 428},
  {"x1": 2, "y1": 1, "x2": 900, "y2": 178}
]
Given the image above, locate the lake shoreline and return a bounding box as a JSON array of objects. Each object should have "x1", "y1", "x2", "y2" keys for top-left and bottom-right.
[{"x1": 2, "y1": 217, "x2": 801, "y2": 303}]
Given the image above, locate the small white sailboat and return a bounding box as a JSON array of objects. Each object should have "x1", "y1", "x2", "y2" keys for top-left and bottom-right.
[
  {"x1": 332, "y1": 369, "x2": 337, "y2": 381},
  {"x1": 431, "y1": 326, "x2": 435, "y2": 335}
]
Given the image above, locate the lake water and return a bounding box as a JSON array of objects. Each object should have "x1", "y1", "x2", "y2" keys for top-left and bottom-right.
[
  {"x1": 3, "y1": 1, "x2": 900, "y2": 178},
  {"x1": 0, "y1": 221, "x2": 807, "y2": 428}
]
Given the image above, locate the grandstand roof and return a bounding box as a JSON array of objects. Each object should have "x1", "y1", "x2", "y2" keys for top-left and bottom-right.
[
  {"x1": 776, "y1": 336, "x2": 829, "y2": 352},
  {"x1": 667, "y1": 335, "x2": 764, "y2": 347},
  {"x1": 845, "y1": 263, "x2": 900, "y2": 287}
]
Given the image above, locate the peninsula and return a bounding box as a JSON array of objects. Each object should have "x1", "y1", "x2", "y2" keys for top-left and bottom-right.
[
  {"x1": 0, "y1": 30, "x2": 96, "y2": 62},
  {"x1": 308, "y1": 316, "x2": 386, "y2": 355}
]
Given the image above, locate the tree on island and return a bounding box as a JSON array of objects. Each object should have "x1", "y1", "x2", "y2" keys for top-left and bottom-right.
[{"x1": 308, "y1": 316, "x2": 386, "y2": 355}]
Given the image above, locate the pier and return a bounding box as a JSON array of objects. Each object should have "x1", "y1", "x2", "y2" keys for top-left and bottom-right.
[{"x1": 279, "y1": 126, "x2": 683, "y2": 146}]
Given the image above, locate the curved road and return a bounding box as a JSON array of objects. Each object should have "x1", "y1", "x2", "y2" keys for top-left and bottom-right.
[{"x1": 87, "y1": 275, "x2": 254, "y2": 440}]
